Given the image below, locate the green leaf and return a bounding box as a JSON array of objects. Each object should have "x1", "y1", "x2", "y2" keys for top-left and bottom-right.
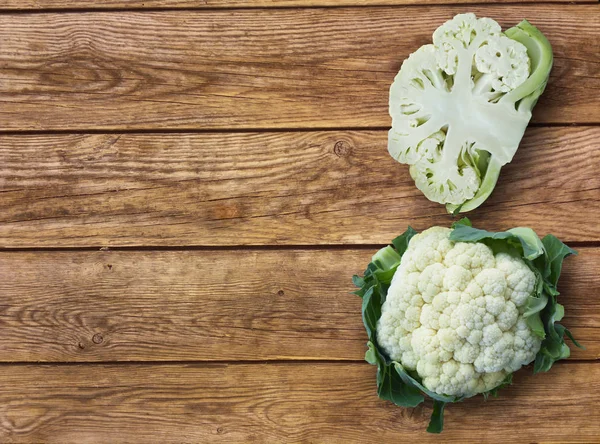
[
  {"x1": 391, "y1": 226, "x2": 417, "y2": 256},
  {"x1": 361, "y1": 287, "x2": 380, "y2": 341},
  {"x1": 449, "y1": 225, "x2": 544, "y2": 260},
  {"x1": 541, "y1": 234, "x2": 577, "y2": 287},
  {"x1": 542, "y1": 281, "x2": 560, "y2": 297},
  {"x1": 372, "y1": 246, "x2": 401, "y2": 274},
  {"x1": 523, "y1": 294, "x2": 548, "y2": 318},
  {"x1": 507, "y1": 227, "x2": 545, "y2": 260},
  {"x1": 535, "y1": 299, "x2": 576, "y2": 373},
  {"x1": 533, "y1": 350, "x2": 554, "y2": 373},
  {"x1": 352, "y1": 275, "x2": 365, "y2": 288},
  {"x1": 366, "y1": 343, "x2": 424, "y2": 408},
  {"x1": 523, "y1": 294, "x2": 548, "y2": 338},
  {"x1": 554, "y1": 303, "x2": 565, "y2": 322},
  {"x1": 563, "y1": 328, "x2": 585, "y2": 349},
  {"x1": 534, "y1": 234, "x2": 580, "y2": 371},
  {"x1": 365, "y1": 342, "x2": 378, "y2": 365},
  {"x1": 426, "y1": 401, "x2": 446, "y2": 434},
  {"x1": 451, "y1": 217, "x2": 472, "y2": 229},
  {"x1": 526, "y1": 313, "x2": 545, "y2": 339},
  {"x1": 380, "y1": 366, "x2": 424, "y2": 408},
  {"x1": 560, "y1": 343, "x2": 571, "y2": 358},
  {"x1": 372, "y1": 267, "x2": 397, "y2": 286}
]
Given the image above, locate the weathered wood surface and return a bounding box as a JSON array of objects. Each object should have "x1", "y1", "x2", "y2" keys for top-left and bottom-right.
[
  {"x1": 0, "y1": 6, "x2": 598, "y2": 131},
  {"x1": 0, "y1": 247, "x2": 594, "y2": 362},
  {"x1": 0, "y1": 127, "x2": 597, "y2": 247},
  {"x1": 0, "y1": 1, "x2": 598, "y2": 442},
  {"x1": 0, "y1": 362, "x2": 597, "y2": 443},
  {"x1": 2, "y1": 0, "x2": 594, "y2": 11}
]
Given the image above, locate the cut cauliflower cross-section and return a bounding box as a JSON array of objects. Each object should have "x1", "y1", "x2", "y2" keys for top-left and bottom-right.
[
  {"x1": 388, "y1": 14, "x2": 553, "y2": 213},
  {"x1": 377, "y1": 227, "x2": 540, "y2": 397}
]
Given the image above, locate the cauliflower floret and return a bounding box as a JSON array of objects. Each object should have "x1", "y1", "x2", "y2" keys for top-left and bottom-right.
[
  {"x1": 443, "y1": 265, "x2": 472, "y2": 292},
  {"x1": 496, "y1": 301, "x2": 519, "y2": 331},
  {"x1": 388, "y1": 13, "x2": 552, "y2": 212},
  {"x1": 409, "y1": 158, "x2": 480, "y2": 206},
  {"x1": 419, "y1": 263, "x2": 446, "y2": 302},
  {"x1": 432, "y1": 292, "x2": 449, "y2": 312},
  {"x1": 475, "y1": 268, "x2": 507, "y2": 298},
  {"x1": 377, "y1": 227, "x2": 541, "y2": 398},
  {"x1": 454, "y1": 343, "x2": 479, "y2": 364},
  {"x1": 444, "y1": 242, "x2": 496, "y2": 275},
  {"x1": 408, "y1": 226, "x2": 452, "y2": 251},
  {"x1": 481, "y1": 324, "x2": 503, "y2": 346},
  {"x1": 475, "y1": 36, "x2": 530, "y2": 94},
  {"x1": 496, "y1": 252, "x2": 537, "y2": 307},
  {"x1": 433, "y1": 13, "x2": 502, "y2": 74}
]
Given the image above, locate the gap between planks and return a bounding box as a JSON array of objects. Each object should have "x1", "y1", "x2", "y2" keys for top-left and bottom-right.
[
  {"x1": 0, "y1": 122, "x2": 598, "y2": 136},
  {"x1": 0, "y1": 244, "x2": 389, "y2": 252},
  {"x1": 0, "y1": 1, "x2": 596, "y2": 14},
  {"x1": 0, "y1": 359, "x2": 593, "y2": 366},
  {"x1": 1, "y1": 240, "x2": 600, "y2": 252}
]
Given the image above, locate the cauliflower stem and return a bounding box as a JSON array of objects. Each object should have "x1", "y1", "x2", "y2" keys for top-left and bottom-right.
[
  {"x1": 446, "y1": 20, "x2": 554, "y2": 214},
  {"x1": 353, "y1": 218, "x2": 580, "y2": 433}
]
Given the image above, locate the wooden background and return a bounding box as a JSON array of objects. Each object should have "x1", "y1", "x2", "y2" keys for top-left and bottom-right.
[{"x1": 0, "y1": 0, "x2": 598, "y2": 442}]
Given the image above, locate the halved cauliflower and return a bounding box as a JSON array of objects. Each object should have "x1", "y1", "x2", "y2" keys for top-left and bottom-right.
[
  {"x1": 388, "y1": 14, "x2": 553, "y2": 213},
  {"x1": 377, "y1": 227, "x2": 540, "y2": 397}
]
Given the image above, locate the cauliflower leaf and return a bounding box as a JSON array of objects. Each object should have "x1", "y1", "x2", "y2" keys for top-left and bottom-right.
[{"x1": 388, "y1": 14, "x2": 553, "y2": 213}]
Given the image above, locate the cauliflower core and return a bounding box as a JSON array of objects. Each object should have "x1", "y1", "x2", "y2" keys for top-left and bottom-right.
[{"x1": 377, "y1": 227, "x2": 541, "y2": 397}]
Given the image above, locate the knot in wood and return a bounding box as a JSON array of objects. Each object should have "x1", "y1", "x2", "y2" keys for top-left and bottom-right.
[
  {"x1": 333, "y1": 140, "x2": 352, "y2": 157},
  {"x1": 92, "y1": 333, "x2": 104, "y2": 344}
]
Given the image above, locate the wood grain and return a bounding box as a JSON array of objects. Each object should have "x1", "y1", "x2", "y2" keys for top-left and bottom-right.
[
  {"x1": 0, "y1": 6, "x2": 598, "y2": 131},
  {"x1": 0, "y1": 247, "x2": 595, "y2": 362},
  {"x1": 0, "y1": 127, "x2": 598, "y2": 247},
  {"x1": 0, "y1": 362, "x2": 597, "y2": 442},
  {"x1": 1, "y1": 0, "x2": 592, "y2": 10}
]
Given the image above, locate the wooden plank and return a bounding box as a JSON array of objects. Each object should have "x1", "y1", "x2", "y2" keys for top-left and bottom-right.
[
  {"x1": 1, "y1": 0, "x2": 592, "y2": 10},
  {"x1": 0, "y1": 246, "x2": 595, "y2": 362},
  {"x1": 0, "y1": 127, "x2": 598, "y2": 247},
  {"x1": 0, "y1": 361, "x2": 597, "y2": 442},
  {"x1": 0, "y1": 6, "x2": 597, "y2": 131}
]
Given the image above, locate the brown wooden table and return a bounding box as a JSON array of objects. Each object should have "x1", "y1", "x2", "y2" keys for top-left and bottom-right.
[{"x1": 0, "y1": 1, "x2": 598, "y2": 442}]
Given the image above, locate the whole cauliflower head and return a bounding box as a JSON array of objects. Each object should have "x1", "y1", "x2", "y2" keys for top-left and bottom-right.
[
  {"x1": 388, "y1": 14, "x2": 553, "y2": 213},
  {"x1": 377, "y1": 226, "x2": 541, "y2": 397}
]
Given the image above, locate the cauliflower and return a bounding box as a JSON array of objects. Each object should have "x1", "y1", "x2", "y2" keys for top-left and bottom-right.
[
  {"x1": 388, "y1": 14, "x2": 553, "y2": 213},
  {"x1": 354, "y1": 219, "x2": 579, "y2": 433},
  {"x1": 377, "y1": 227, "x2": 539, "y2": 397}
]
